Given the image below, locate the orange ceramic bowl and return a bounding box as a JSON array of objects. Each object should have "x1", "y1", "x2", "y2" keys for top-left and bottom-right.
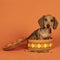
[{"x1": 28, "y1": 39, "x2": 53, "y2": 52}]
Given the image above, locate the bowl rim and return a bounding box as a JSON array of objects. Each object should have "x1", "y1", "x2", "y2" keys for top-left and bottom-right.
[{"x1": 28, "y1": 39, "x2": 53, "y2": 43}]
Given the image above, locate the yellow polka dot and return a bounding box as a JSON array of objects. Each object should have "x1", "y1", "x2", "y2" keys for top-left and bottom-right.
[
  {"x1": 31, "y1": 43, "x2": 34, "y2": 48},
  {"x1": 49, "y1": 43, "x2": 52, "y2": 47},
  {"x1": 37, "y1": 44, "x2": 41, "y2": 48},
  {"x1": 44, "y1": 43, "x2": 47, "y2": 48}
]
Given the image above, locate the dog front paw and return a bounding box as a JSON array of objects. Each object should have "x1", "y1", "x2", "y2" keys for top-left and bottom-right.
[{"x1": 50, "y1": 37, "x2": 52, "y2": 39}]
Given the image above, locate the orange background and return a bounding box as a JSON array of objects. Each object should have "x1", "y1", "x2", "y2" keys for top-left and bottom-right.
[{"x1": 0, "y1": 0, "x2": 60, "y2": 60}]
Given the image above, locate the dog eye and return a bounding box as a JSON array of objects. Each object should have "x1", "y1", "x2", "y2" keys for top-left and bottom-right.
[
  {"x1": 45, "y1": 18, "x2": 47, "y2": 21},
  {"x1": 51, "y1": 19, "x2": 54, "y2": 22}
]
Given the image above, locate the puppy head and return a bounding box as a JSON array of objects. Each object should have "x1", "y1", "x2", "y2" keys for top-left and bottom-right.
[{"x1": 38, "y1": 15, "x2": 58, "y2": 29}]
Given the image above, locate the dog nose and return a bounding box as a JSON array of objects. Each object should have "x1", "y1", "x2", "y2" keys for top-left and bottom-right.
[{"x1": 47, "y1": 24, "x2": 50, "y2": 28}]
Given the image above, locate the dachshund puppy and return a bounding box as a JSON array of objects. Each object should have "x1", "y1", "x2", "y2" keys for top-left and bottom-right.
[{"x1": 3, "y1": 15, "x2": 58, "y2": 51}]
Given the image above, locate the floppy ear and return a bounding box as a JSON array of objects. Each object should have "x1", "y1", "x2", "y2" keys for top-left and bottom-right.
[
  {"x1": 38, "y1": 16, "x2": 45, "y2": 28},
  {"x1": 53, "y1": 17, "x2": 58, "y2": 29}
]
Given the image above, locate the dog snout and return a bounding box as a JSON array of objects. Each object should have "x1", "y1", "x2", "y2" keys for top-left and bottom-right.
[{"x1": 47, "y1": 24, "x2": 50, "y2": 28}]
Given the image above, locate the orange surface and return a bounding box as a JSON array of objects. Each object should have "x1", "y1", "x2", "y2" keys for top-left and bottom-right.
[
  {"x1": 0, "y1": 0, "x2": 60, "y2": 60},
  {"x1": 0, "y1": 47, "x2": 60, "y2": 60}
]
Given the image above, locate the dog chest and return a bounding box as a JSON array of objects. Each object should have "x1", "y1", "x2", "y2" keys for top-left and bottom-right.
[{"x1": 39, "y1": 29, "x2": 50, "y2": 38}]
